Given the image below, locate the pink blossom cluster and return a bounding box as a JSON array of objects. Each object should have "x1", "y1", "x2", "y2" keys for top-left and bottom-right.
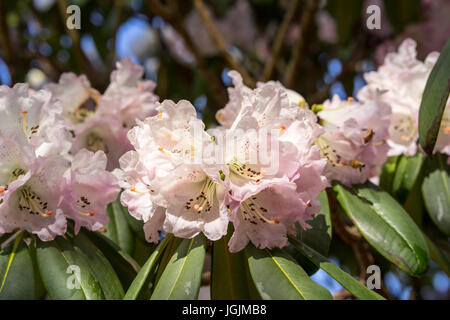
[
  {"x1": 358, "y1": 38, "x2": 450, "y2": 159},
  {"x1": 1, "y1": 39, "x2": 448, "y2": 251},
  {"x1": 114, "y1": 68, "x2": 393, "y2": 252},
  {"x1": 0, "y1": 59, "x2": 159, "y2": 241}
]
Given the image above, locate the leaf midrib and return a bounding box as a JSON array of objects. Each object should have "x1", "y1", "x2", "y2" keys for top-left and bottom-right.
[
  {"x1": 54, "y1": 241, "x2": 89, "y2": 300},
  {"x1": 0, "y1": 233, "x2": 23, "y2": 294},
  {"x1": 265, "y1": 249, "x2": 307, "y2": 300}
]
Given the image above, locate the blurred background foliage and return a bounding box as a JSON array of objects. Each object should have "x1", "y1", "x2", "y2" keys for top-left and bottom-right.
[{"x1": 0, "y1": 0, "x2": 449, "y2": 299}]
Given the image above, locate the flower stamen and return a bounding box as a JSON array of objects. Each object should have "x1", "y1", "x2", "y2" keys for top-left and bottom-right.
[
  {"x1": 19, "y1": 188, "x2": 51, "y2": 217},
  {"x1": 185, "y1": 179, "x2": 215, "y2": 213},
  {"x1": 78, "y1": 210, "x2": 95, "y2": 217},
  {"x1": 21, "y1": 110, "x2": 28, "y2": 137},
  {"x1": 130, "y1": 186, "x2": 154, "y2": 193},
  {"x1": 241, "y1": 197, "x2": 279, "y2": 225},
  {"x1": 157, "y1": 146, "x2": 172, "y2": 157}
]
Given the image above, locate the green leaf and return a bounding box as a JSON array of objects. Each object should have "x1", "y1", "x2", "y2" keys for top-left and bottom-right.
[
  {"x1": 288, "y1": 237, "x2": 385, "y2": 300},
  {"x1": 133, "y1": 237, "x2": 157, "y2": 266},
  {"x1": 124, "y1": 234, "x2": 172, "y2": 300},
  {"x1": 211, "y1": 225, "x2": 257, "y2": 299},
  {"x1": 286, "y1": 190, "x2": 332, "y2": 274},
  {"x1": 153, "y1": 236, "x2": 184, "y2": 285},
  {"x1": 422, "y1": 153, "x2": 450, "y2": 235},
  {"x1": 0, "y1": 234, "x2": 35, "y2": 300},
  {"x1": 83, "y1": 230, "x2": 139, "y2": 290},
  {"x1": 70, "y1": 231, "x2": 125, "y2": 299},
  {"x1": 150, "y1": 234, "x2": 206, "y2": 300},
  {"x1": 105, "y1": 199, "x2": 135, "y2": 256},
  {"x1": 36, "y1": 236, "x2": 105, "y2": 300},
  {"x1": 418, "y1": 38, "x2": 450, "y2": 155},
  {"x1": 334, "y1": 182, "x2": 430, "y2": 275},
  {"x1": 246, "y1": 245, "x2": 332, "y2": 300}
]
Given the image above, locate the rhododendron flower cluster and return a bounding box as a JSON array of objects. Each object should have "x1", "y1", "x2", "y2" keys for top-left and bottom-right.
[
  {"x1": 358, "y1": 38, "x2": 450, "y2": 159},
  {"x1": 116, "y1": 68, "x2": 393, "y2": 252},
  {"x1": 1, "y1": 39, "x2": 448, "y2": 255},
  {"x1": 313, "y1": 94, "x2": 391, "y2": 186},
  {"x1": 0, "y1": 85, "x2": 118, "y2": 241},
  {"x1": 45, "y1": 59, "x2": 159, "y2": 170},
  {"x1": 115, "y1": 75, "x2": 329, "y2": 251},
  {"x1": 0, "y1": 59, "x2": 159, "y2": 241}
]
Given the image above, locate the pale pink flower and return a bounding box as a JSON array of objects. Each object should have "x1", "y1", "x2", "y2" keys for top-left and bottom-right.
[
  {"x1": 116, "y1": 100, "x2": 230, "y2": 242},
  {"x1": 228, "y1": 177, "x2": 313, "y2": 252},
  {"x1": 216, "y1": 71, "x2": 309, "y2": 130},
  {"x1": 374, "y1": 0, "x2": 450, "y2": 64},
  {"x1": 316, "y1": 95, "x2": 391, "y2": 186},
  {"x1": 46, "y1": 59, "x2": 159, "y2": 170},
  {"x1": 101, "y1": 58, "x2": 159, "y2": 128},
  {"x1": 44, "y1": 73, "x2": 100, "y2": 127},
  {"x1": 0, "y1": 131, "x2": 68, "y2": 241},
  {"x1": 216, "y1": 72, "x2": 328, "y2": 251},
  {"x1": 215, "y1": 71, "x2": 253, "y2": 128},
  {"x1": 70, "y1": 113, "x2": 132, "y2": 170},
  {"x1": 63, "y1": 149, "x2": 119, "y2": 234},
  {"x1": 0, "y1": 84, "x2": 72, "y2": 157},
  {"x1": 358, "y1": 38, "x2": 441, "y2": 157}
]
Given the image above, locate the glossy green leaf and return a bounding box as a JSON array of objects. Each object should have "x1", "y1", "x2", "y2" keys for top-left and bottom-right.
[
  {"x1": 124, "y1": 234, "x2": 172, "y2": 300},
  {"x1": 36, "y1": 236, "x2": 105, "y2": 300},
  {"x1": 0, "y1": 234, "x2": 35, "y2": 300},
  {"x1": 287, "y1": 190, "x2": 332, "y2": 274},
  {"x1": 422, "y1": 153, "x2": 450, "y2": 235},
  {"x1": 150, "y1": 234, "x2": 206, "y2": 300},
  {"x1": 288, "y1": 237, "x2": 385, "y2": 300},
  {"x1": 418, "y1": 38, "x2": 450, "y2": 155},
  {"x1": 211, "y1": 225, "x2": 257, "y2": 299},
  {"x1": 83, "y1": 230, "x2": 139, "y2": 290},
  {"x1": 133, "y1": 237, "x2": 157, "y2": 266},
  {"x1": 153, "y1": 236, "x2": 184, "y2": 285},
  {"x1": 105, "y1": 199, "x2": 135, "y2": 256},
  {"x1": 334, "y1": 182, "x2": 429, "y2": 275},
  {"x1": 71, "y1": 231, "x2": 124, "y2": 299},
  {"x1": 246, "y1": 245, "x2": 332, "y2": 300}
]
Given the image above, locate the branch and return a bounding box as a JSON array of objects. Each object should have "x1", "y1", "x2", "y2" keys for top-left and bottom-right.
[
  {"x1": 193, "y1": 0, "x2": 255, "y2": 88},
  {"x1": 262, "y1": 0, "x2": 301, "y2": 82},
  {"x1": 283, "y1": 0, "x2": 319, "y2": 88},
  {"x1": 146, "y1": 0, "x2": 227, "y2": 108}
]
